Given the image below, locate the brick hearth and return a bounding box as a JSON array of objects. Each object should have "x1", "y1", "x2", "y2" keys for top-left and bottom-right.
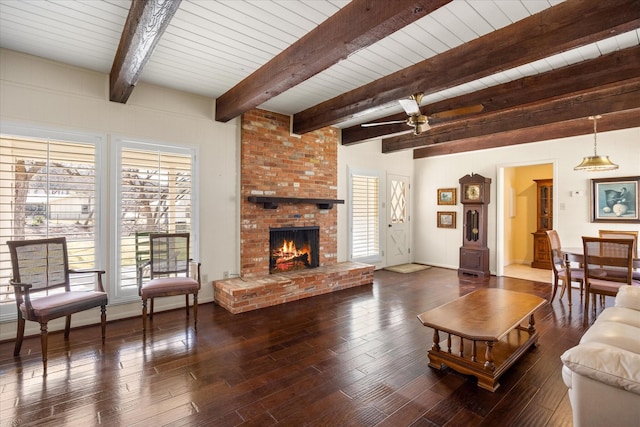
[
  {"x1": 214, "y1": 262, "x2": 374, "y2": 314},
  {"x1": 213, "y1": 109, "x2": 373, "y2": 314}
]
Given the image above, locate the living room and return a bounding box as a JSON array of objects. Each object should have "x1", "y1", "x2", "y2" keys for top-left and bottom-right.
[
  {"x1": 1, "y1": 1, "x2": 640, "y2": 424},
  {"x1": 3, "y1": 45, "x2": 638, "y2": 336}
]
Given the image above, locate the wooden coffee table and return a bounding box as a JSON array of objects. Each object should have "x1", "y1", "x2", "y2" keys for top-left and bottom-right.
[{"x1": 417, "y1": 288, "x2": 547, "y2": 391}]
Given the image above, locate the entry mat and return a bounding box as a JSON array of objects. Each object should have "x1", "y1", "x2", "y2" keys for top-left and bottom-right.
[{"x1": 383, "y1": 263, "x2": 431, "y2": 274}]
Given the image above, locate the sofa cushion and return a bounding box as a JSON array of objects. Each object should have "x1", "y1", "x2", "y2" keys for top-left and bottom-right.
[
  {"x1": 561, "y1": 342, "x2": 640, "y2": 395},
  {"x1": 596, "y1": 306, "x2": 640, "y2": 329},
  {"x1": 579, "y1": 320, "x2": 640, "y2": 354},
  {"x1": 615, "y1": 285, "x2": 640, "y2": 311}
]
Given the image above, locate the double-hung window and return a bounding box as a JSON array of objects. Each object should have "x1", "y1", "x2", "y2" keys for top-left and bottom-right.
[
  {"x1": 348, "y1": 168, "x2": 382, "y2": 263},
  {"x1": 112, "y1": 139, "x2": 197, "y2": 303}
]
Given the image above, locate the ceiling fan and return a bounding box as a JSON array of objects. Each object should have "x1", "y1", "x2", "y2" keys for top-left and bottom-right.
[{"x1": 361, "y1": 93, "x2": 483, "y2": 135}]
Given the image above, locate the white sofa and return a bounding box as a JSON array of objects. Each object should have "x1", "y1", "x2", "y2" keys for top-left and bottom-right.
[{"x1": 561, "y1": 285, "x2": 640, "y2": 427}]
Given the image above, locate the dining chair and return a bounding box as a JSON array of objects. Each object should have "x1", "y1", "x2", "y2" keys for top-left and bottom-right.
[
  {"x1": 598, "y1": 230, "x2": 638, "y2": 257},
  {"x1": 6, "y1": 237, "x2": 108, "y2": 371},
  {"x1": 545, "y1": 230, "x2": 584, "y2": 306},
  {"x1": 138, "y1": 233, "x2": 201, "y2": 332},
  {"x1": 599, "y1": 229, "x2": 639, "y2": 281},
  {"x1": 582, "y1": 236, "x2": 638, "y2": 325}
]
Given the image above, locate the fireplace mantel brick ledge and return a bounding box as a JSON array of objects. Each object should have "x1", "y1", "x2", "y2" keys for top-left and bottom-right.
[{"x1": 213, "y1": 261, "x2": 374, "y2": 314}]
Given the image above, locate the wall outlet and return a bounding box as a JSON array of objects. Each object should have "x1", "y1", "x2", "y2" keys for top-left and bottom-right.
[{"x1": 223, "y1": 271, "x2": 229, "y2": 279}]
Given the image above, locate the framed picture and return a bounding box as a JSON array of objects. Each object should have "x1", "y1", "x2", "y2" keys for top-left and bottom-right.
[
  {"x1": 437, "y1": 211, "x2": 456, "y2": 228},
  {"x1": 591, "y1": 176, "x2": 640, "y2": 223},
  {"x1": 437, "y1": 188, "x2": 457, "y2": 205}
]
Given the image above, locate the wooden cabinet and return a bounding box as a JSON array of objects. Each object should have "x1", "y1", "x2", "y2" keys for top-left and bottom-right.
[{"x1": 531, "y1": 179, "x2": 553, "y2": 270}]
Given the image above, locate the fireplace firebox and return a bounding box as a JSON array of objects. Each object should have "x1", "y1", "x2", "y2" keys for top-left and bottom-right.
[{"x1": 269, "y1": 226, "x2": 319, "y2": 274}]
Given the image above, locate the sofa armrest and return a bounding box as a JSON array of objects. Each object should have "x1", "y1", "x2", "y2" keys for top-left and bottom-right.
[
  {"x1": 615, "y1": 285, "x2": 640, "y2": 311},
  {"x1": 561, "y1": 342, "x2": 640, "y2": 395}
]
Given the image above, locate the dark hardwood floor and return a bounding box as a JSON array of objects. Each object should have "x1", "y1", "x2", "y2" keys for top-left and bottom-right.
[{"x1": 0, "y1": 267, "x2": 598, "y2": 426}]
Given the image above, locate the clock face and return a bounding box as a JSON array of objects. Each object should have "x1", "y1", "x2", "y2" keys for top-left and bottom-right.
[{"x1": 466, "y1": 184, "x2": 481, "y2": 201}]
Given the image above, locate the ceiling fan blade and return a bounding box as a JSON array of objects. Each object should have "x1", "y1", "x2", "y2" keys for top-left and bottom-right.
[
  {"x1": 361, "y1": 120, "x2": 407, "y2": 127},
  {"x1": 430, "y1": 104, "x2": 484, "y2": 120},
  {"x1": 398, "y1": 98, "x2": 421, "y2": 116},
  {"x1": 380, "y1": 128, "x2": 414, "y2": 140}
]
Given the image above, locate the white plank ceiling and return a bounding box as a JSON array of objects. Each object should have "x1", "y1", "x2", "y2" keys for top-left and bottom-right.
[{"x1": 0, "y1": 0, "x2": 638, "y2": 128}]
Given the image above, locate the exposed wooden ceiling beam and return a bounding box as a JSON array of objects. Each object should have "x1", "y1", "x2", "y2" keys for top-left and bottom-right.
[
  {"x1": 342, "y1": 46, "x2": 640, "y2": 145},
  {"x1": 110, "y1": 0, "x2": 181, "y2": 104},
  {"x1": 214, "y1": 0, "x2": 450, "y2": 123},
  {"x1": 388, "y1": 78, "x2": 640, "y2": 157},
  {"x1": 293, "y1": 0, "x2": 640, "y2": 135},
  {"x1": 412, "y1": 108, "x2": 640, "y2": 159}
]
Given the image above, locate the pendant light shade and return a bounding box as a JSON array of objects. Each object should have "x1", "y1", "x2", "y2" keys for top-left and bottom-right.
[{"x1": 574, "y1": 115, "x2": 618, "y2": 171}]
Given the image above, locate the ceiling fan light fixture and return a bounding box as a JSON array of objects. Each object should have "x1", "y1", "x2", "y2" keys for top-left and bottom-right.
[
  {"x1": 407, "y1": 114, "x2": 428, "y2": 126},
  {"x1": 407, "y1": 114, "x2": 430, "y2": 134},
  {"x1": 574, "y1": 115, "x2": 618, "y2": 171}
]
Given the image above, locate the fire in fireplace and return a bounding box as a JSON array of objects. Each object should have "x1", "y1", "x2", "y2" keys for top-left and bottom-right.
[{"x1": 269, "y1": 226, "x2": 319, "y2": 274}]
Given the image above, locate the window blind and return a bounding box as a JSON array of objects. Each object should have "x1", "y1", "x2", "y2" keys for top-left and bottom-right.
[
  {"x1": 350, "y1": 173, "x2": 380, "y2": 260},
  {"x1": 0, "y1": 136, "x2": 98, "y2": 304}
]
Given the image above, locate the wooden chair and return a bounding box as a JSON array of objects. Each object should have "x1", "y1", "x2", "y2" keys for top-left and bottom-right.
[
  {"x1": 138, "y1": 233, "x2": 201, "y2": 332},
  {"x1": 545, "y1": 230, "x2": 584, "y2": 306},
  {"x1": 7, "y1": 237, "x2": 108, "y2": 371},
  {"x1": 598, "y1": 230, "x2": 638, "y2": 256},
  {"x1": 582, "y1": 236, "x2": 638, "y2": 325},
  {"x1": 599, "y1": 229, "x2": 639, "y2": 281}
]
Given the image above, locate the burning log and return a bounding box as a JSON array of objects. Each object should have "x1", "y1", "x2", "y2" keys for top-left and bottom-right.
[{"x1": 275, "y1": 252, "x2": 309, "y2": 266}]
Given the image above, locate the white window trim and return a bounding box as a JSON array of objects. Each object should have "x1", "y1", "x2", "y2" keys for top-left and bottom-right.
[
  {"x1": 348, "y1": 166, "x2": 383, "y2": 264},
  {"x1": 0, "y1": 122, "x2": 106, "y2": 322},
  {"x1": 110, "y1": 136, "x2": 199, "y2": 304}
]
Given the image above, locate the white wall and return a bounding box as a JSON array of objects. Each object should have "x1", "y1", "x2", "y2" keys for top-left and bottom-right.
[
  {"x1": 413, "y1": 129, "x2": 640, "y2": 273},
  {"x1": 0, "y1": 49, "x2": 240, "y2": 340},
  {"x1": 337, "y1": 140, "x2": 414, "y2": 269}
]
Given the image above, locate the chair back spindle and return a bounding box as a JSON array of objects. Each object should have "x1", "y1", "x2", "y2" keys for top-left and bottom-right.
[{"x1": 11, "y1": 239, "x2": 69, "y2": 291}]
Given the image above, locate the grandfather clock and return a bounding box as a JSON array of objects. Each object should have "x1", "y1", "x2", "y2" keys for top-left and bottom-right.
[{"x1": 458, "y1": 173, "x2": 492, "y2": 277}]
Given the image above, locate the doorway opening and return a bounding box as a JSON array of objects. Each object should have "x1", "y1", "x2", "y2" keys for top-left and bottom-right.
[{"x1": 497, "y1": 161, "x2": 556, "y2": 282}]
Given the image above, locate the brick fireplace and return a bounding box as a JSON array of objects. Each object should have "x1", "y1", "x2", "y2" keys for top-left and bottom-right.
[
  {"x1": 213, "y1": 109, "x2": 374, "y2": 314},
  {"x1": 239, "y1": 109, "x2": 339, "y2": 278}
]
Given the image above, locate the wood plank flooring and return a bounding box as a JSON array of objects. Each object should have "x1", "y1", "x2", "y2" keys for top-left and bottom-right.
[{"x1": 0, "y1": 267, "x2": 599, "y2": 426}]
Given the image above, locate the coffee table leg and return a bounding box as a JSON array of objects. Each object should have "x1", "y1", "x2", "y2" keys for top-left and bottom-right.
[
  {"x1": 432, "y1": 329, "x2": 440, "y2": 351},
  {"x1": 528, "y1": 313, "x2": 536, "y2": 333},
  {"x1": 484, "y1": 341, "x2": 495, "y2": 370}
]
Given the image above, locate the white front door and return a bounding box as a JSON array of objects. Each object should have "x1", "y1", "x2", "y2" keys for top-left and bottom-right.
[{"x1": 386, "y1": 174, "x2": 410, "y2": 266}]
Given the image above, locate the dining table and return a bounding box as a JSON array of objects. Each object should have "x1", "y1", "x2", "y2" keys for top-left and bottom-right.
[
  {"x1": 561, "y1": 246, "x2": 640, "y2": 307},
  {"x1": 562, "y1": 247, "x2": 640, "y2": 268}
]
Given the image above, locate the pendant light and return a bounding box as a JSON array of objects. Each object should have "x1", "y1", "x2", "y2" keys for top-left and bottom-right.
[{"x1": 574, "y1": 115, "x2": 618, "y2": 171}]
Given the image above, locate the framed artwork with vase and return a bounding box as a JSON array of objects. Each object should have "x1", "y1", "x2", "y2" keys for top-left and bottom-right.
[{"x1": 591, "y1": 176, "x2": 640, "y2": 223}]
